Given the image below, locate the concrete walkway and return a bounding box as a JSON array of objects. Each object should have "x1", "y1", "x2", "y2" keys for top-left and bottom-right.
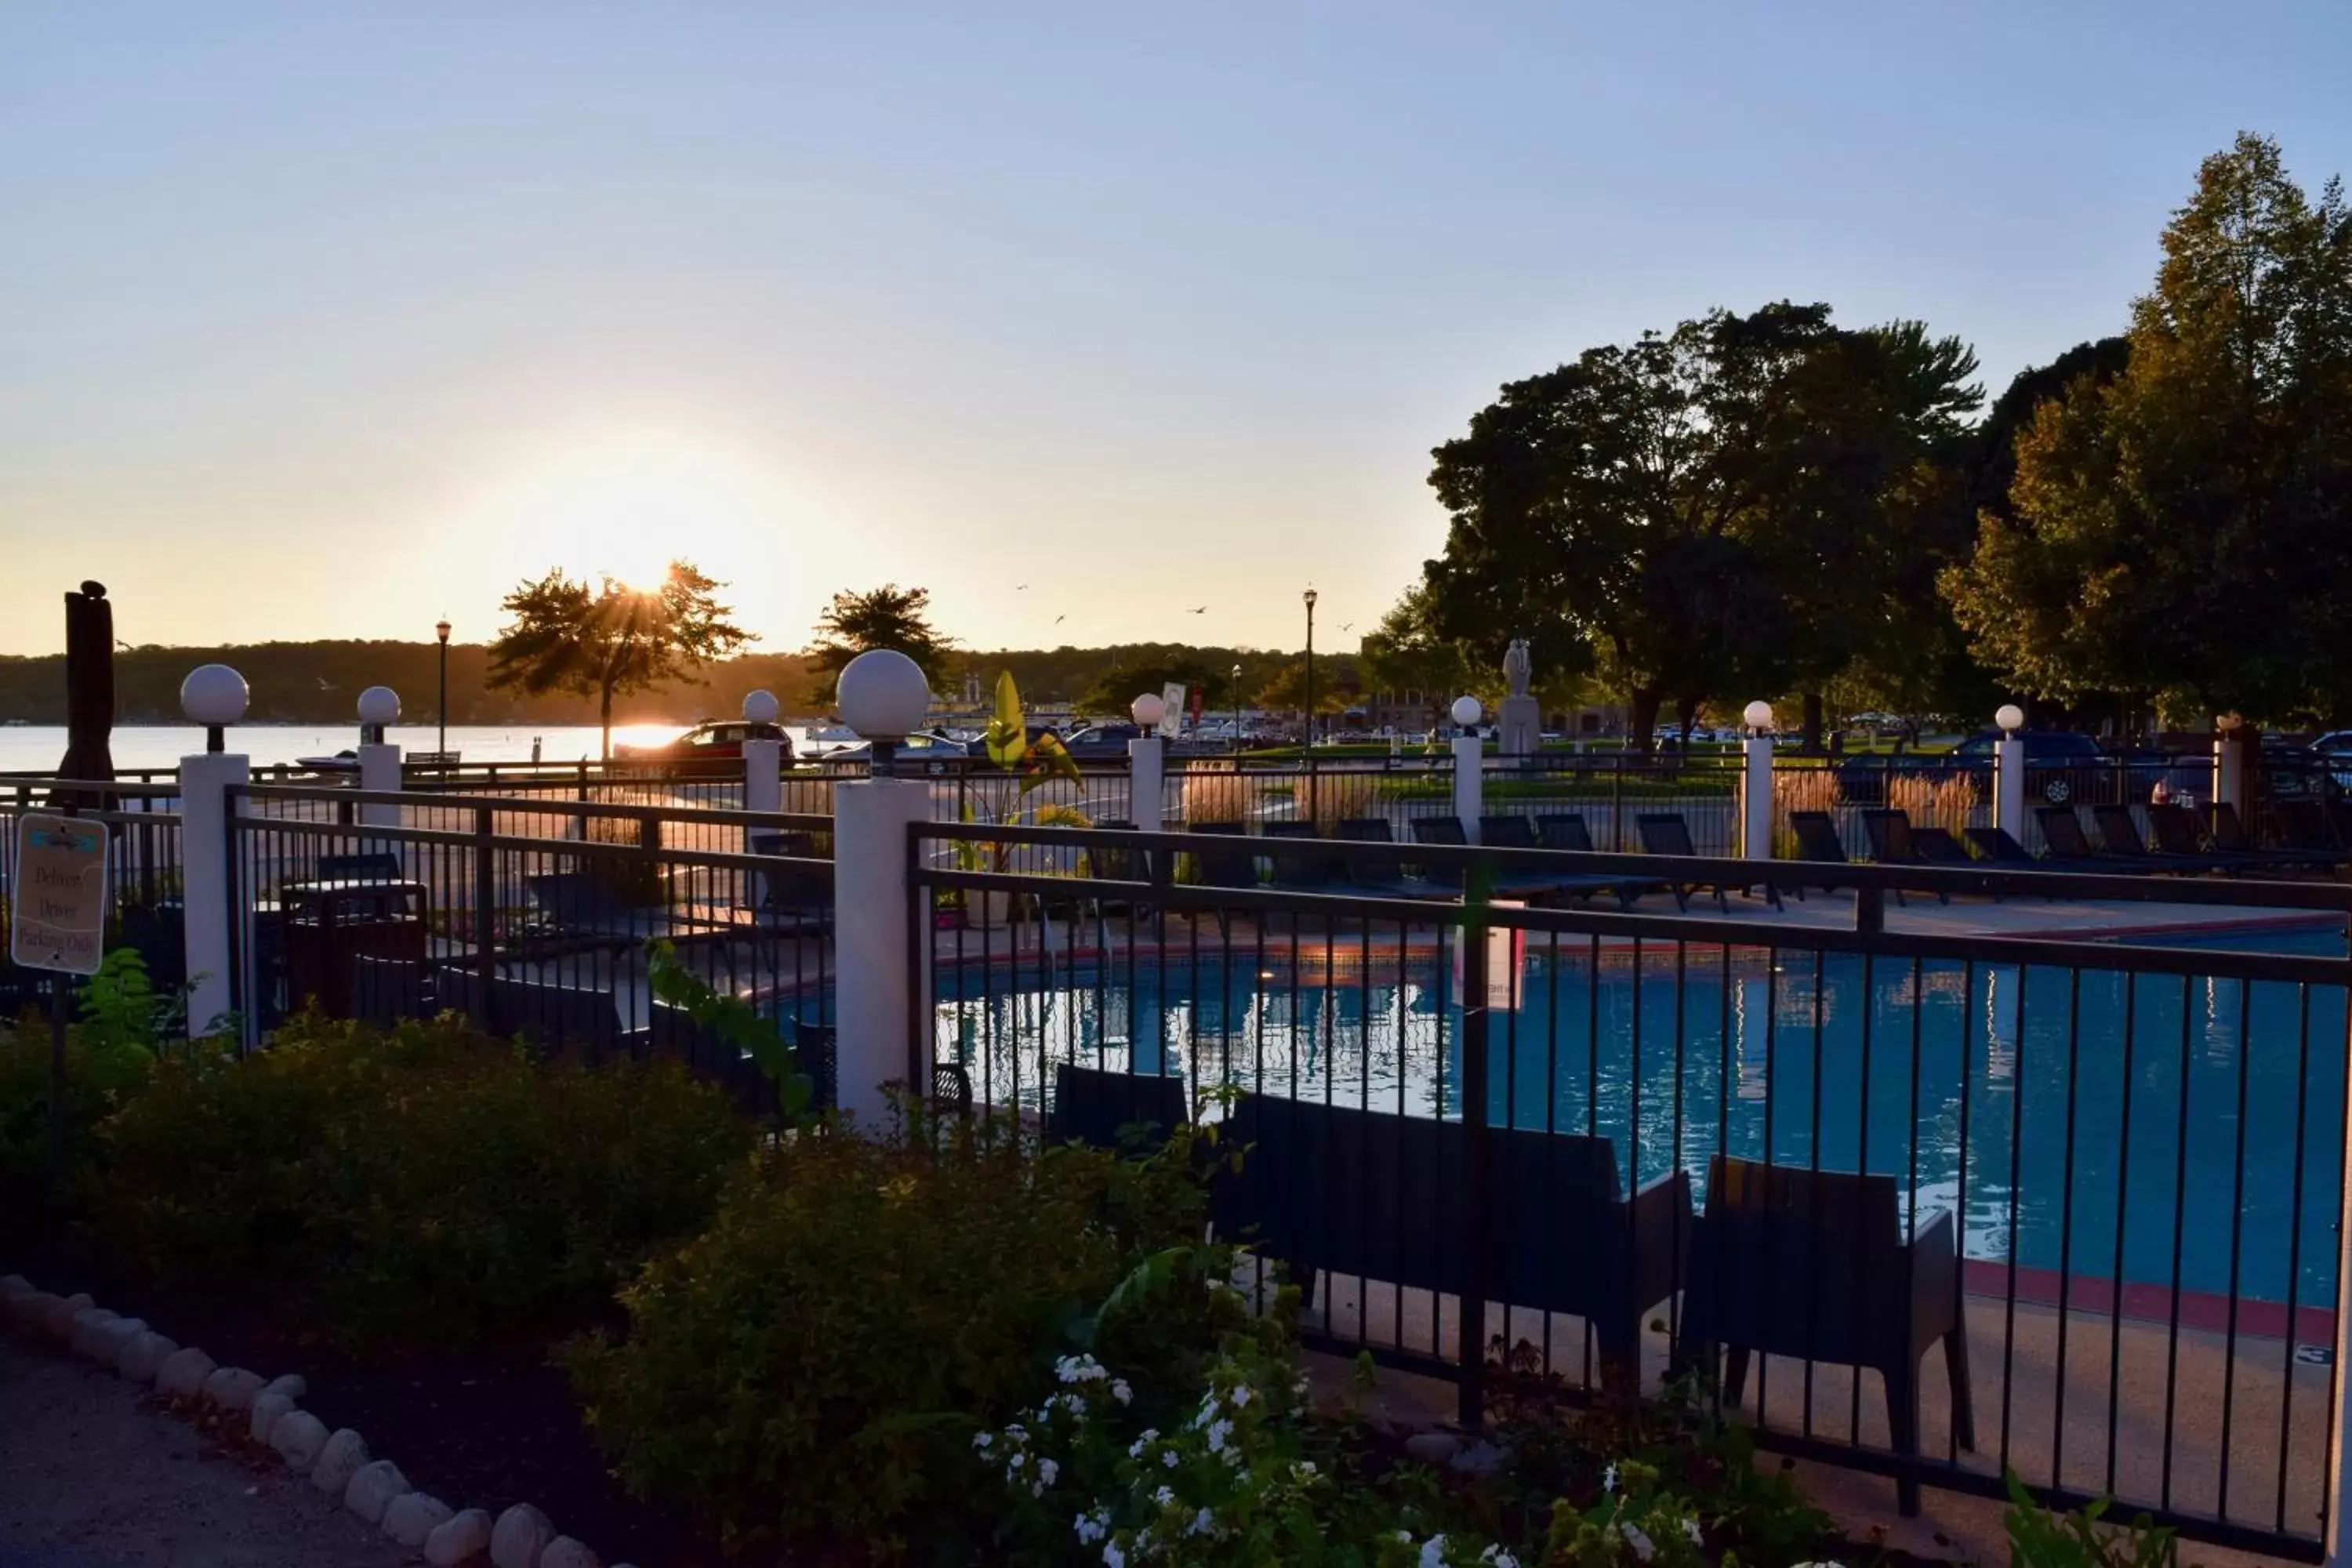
[{"x1": 0, "y1": 1339, "x2": 404, "y2": 1568}]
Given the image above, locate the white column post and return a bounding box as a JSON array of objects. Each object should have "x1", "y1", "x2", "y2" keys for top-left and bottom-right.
[
  {"x1": 2214, "y1": 725, "x2": 2246, "y2": 814},
  {"x1": 1993, "y1": 705, "x2": 2028, "y2": 841},
  {"x1": 833, "y1": 777, "x2": 933, "y2": 1124},
  {"x1": 742, "y1": 690, "x2": 785, "y2": 863},
  {"x1": 1742, "y1": 735, "x2": 1775, "y2": 859},
  {"x1": 354, "y1": 687, "x2": 403, "y2": 831},
  {"x1": 829, "y1": 652, "x2": 938, "y2": 1125},
  {"x1": 1128, "y1": 735, "x2": 1165, "y2": 833},
  {"x1": 1451, "y1": 735, "x2": 1484, "y2": 841},
  {"x1": 176, "y1": 664, "x2": 252, "y2": 1043}
]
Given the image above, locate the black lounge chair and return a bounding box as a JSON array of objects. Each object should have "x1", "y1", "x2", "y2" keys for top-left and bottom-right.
[
  {"x1": 1907, "y1": 826, "x2": 1977, "y2": 869},
  {"x1": 436, "y1": 967, "x2": 639, "y2": 1062},
  {"x1": 1532, "y1": 813, "x2": 1597, "y2": 853},
  {"x1": 2088, "y1": 804, "x2": 2224, "y2": 874},
  {"x1": 1222, "y1": 1091, "x2": 1691, "y2": 1388},
  {"x1": 1634, "y1": 814, "x2": 1780, "y2": 912},
  {"x1": 1478, "y1": 814, "x2": 1657, "y2": 909},
  {"x1": 2144, "y1": 803, "x2": 2265, "y2": 874},
  {"x1": 1262, "y1": 820, "x2": 1338, "y2": 892},
  {"x1": 1791, "y1": 810, "x2": 1912, "y2": 905},
  {"x1": 522, "y1": 870, "x2": 688, "y2": 948},
  {"x1": 1046, "y1": 1062, "x2": 1188, "y2": 1153},
  {"x1": 1411, "y1": 815, "x2": 1602, "y2": 903},
  {"x1": 1679, "y1": 1156, "x2": 1973, "y2": 1515},
  {"x1": 1857, "y1": 811, "x2": 1948, "y2": 905},
  {"x1": 1962, "y1": 825, "x2": 2112, "y2": 876},
  {"x1": 1331, "y1": 818, "x2": 1457, "y2": 902},
  {"x1": 744, "y1": 837, "x2": 834, "y2": 933},
  {"x1": 1185, "y1": 821, "x2": 1260, "y2": 891},
  {"x1": 2201, "y1": 802, "x2": 2341, "y2": 873},
  {"x1": 2036, "y1": 808, "x2": 2158, "y2": 873},
  {"x1": 2276, "y1": 800, "x2": 2349, "y2": 864}
]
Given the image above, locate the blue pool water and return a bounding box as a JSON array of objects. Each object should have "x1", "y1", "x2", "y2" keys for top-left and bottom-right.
[{"x1": 932, "y1": 927, "x2": 2348, "y2": 1306}]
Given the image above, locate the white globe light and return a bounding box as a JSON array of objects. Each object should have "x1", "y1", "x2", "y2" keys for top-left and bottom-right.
[
  {"x1": 180, "y1": 664, "x2": 249, "y2": 728},
  {"x1": 1131, "y1": 692, "x2": 1167, "y2": 728},
  {"x1": 742, "y1": 688, "x2": 781, "y2": 726},
  {"x1": 837, "y1": 649, "x2": 931, "y2": 740},
  {"x1": 1995, "y1": 703, "x2": 2025, "y2": 734},
  {"x1": 1742, "y1": 699, "x2": 1774, "y2": 731},
  {"x1": 356, "y1": 686, "x2": 401, "y2": 727},
  {"x1": 1450, "y1": 695, "x2": 1483, "y2": 728}
]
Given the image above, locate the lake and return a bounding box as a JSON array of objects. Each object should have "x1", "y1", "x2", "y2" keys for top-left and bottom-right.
[{"x1": 0, "y1": 724, "x2": 691, "y2": 772}]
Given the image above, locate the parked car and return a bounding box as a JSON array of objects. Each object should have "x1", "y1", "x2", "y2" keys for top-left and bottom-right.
[
  {"x1": 615, "y1": 719, "x2": 792, "y2": 764},
  {"x1": 1835, "y1": 730, "x2": 2124, "y2": 807},
  {"x1": 1058, "y1": 723, "x2": 1147, "y2": 760},
  {"x1": 812, "y1": 731, "x2": 970, "y2": 771}
]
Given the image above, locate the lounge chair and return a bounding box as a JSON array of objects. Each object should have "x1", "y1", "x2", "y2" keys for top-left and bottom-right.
[
  {"x1": 1477, "y1": 814, "x2": 1657, "y2": 909},
  {"x1": 1857, "y1": 811, "x2": 1949, "y2": 906},
  {"x1": 1962, "y1": 825, "x2": 2112, "y2": 876},
  {"x1": 2200, "y1": 802, "x2": 2341, "y2": 873},
  {"x1": 1184, "y1": 821, "x2": 1260, "y2": 891},
  {"x1": 522, "y1": 870, "x2": 688, "y2": 949},
  {"x1": 1332, "y1": 818, "x2": 1458, "y2": 902},
  {"x1": 437, "y1": 967, "x2": 640, "y2": 1063},
  {"x1": 1678, "y1": 1156, "x2": 1974, "y2": 1515},
  {"x1": 2086, "y1": 804, "x2": 2222, "y2": 874},
  {"x1": 1634, "y1": 814, "x2": 1779, "y2": 913},
  {"x1": 1222, "y1": 1091, "x2": 1691, "y2": 1389},
  {"x1": 1791, "y1": 810, "x2": 1911, "y2": 906},
  {"x1": 1046, "y1": 1062, "x2": 1187, "y2": 1153},
  {"x1": 2144, "y1": 804, "x2": 2266, "y2": 875},
  {"x1": 1262, "y1": 820, "x2": 1339, "y2": 893},
  {"x1": 2276, "y1": 800, "x2": 2349, "y2": 864},
  {"x1": 1409, "y1": 815, "x2": 1593, "y2": 902},
  {"x1": 2035, "y1": 808, "x2": 2158, "y2": 873}
]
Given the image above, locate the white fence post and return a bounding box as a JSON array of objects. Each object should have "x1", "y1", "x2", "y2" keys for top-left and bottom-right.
[
  {"x1": 1994, "y1": 735, "x2": 2027, "y2": 840},
  {"x1": 177, "y1": 665, "x2": 249, "y2": 1042},
  {"x1": 2214, "y1": 726, "x2": 2246, "y2": 813},
  {"x1": 1128, "y1": 735, "x2": 1164, "y2": 833},
  {"x1": 1742, "y1": 735, "x2": 1775, "y2": 859},
  {"x1": 355, "y1": 686, "x2": 401, "y2": 830},
  {"x1": 1451, "y1": 735, "x2": 1483, "y2": 841},
  {"x1": 829, "y1": 652, "x2": 936, "y2": 1125}
]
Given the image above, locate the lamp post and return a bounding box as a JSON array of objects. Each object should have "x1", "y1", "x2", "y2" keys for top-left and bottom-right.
[
  {"x1": 434, "y1": 618, "x2": 452, "y2": 771},
  {"x1": 1230, "y1": 662, "x2": 1243, "y2": 752},
  {"x1": 1301, "y1": 589, "x2": 1318, "y2": 750}
]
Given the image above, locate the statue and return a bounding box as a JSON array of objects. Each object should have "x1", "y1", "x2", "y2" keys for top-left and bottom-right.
[{"x1": 1497, "y1": 637, "x2": 1541, "y2": 757}]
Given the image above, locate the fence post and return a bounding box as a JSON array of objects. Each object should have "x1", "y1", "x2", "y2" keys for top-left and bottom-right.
[
  {"x1": 177, "y1": 666, "x2": 250, "y2": 1043},
  {"x1": 1994, "y1": 731, "x2": 2027, "y2": 841},
  {"x1": 472, "y1": 804, "x2": 495, "y2": 1026},
  {"x1": 836, "y1": 777, "x2": 934, "y2": 1123},
  {"x1": 742, "y1": 691, "x2": 782, "y2": 856},
  {"x1": 1129, "y1": 734, "x2": 1165, "y2": 833},
  {"x1": 1741, "y1": 733, "x2": 1775, "y2": 859},
  {"x1": 2330, "y1": 980, "x2": 2352, "y2": 1568},
  {"x1": 356, "y1": 686, "x2": 402, "y2": 830},
  {"x1": 2213, "y1": 724, "x2": 2246, "y2": 814},
  {"x1": 1451, "y1": 734, "x2": 1483, "y2": 842},
  {"x1": 1456, "y1": 895, "x2": 1492, "y2": 1428}
]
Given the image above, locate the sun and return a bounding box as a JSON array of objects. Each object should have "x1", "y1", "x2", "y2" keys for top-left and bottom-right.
[{"x1": 467, "y1": 433, "x2": 771, "y2": 593}]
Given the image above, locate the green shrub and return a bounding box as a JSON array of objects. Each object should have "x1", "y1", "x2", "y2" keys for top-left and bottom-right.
[
  {"x1": 87, "y1": 1011, "x2": 754, "y2": 1351},
  {"x1": 0, "y1": 978, "x2": 158, "y2": 1249},
  {"x1": 567, "y1": 1108, "x2": 1224, "y2": 1562}
]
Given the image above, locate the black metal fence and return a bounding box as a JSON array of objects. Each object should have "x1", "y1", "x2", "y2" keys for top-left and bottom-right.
[
  {"x1": 0, "y1": 780, "x2": 187, "y2": 1007},
  {"x1": 218, "y1": 786, "x2": 838, "y2": 1119},
  {"x1": 908, "y1": 820, "x2": 2352, "y2": 1557}
]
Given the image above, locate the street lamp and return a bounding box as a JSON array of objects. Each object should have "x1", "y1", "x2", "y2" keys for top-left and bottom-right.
[
  {"x1": 1230, "y1": 662, "x2": 1243, "y2": 750},
  {"x1": 1301, "y1": 588, "x2": 1318, "y2": 750},
  {"x1": 434, "y1": 618, "x2": 452, "y2": 771}
]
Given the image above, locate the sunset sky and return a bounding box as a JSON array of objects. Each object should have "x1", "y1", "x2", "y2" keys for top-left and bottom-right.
[{"x1": 5, "y1": 2, "x2": 2348, "y2": 658}]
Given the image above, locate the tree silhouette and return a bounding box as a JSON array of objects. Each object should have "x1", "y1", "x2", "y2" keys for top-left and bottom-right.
[
  {"x1": 804, "y1": 584, "x2": 957, "y2": 703},
  {"x1": 487, "y1": 561, "x2": 750, "y2": 758}
]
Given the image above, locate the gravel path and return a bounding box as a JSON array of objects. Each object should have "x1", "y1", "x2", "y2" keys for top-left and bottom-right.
[{"x1": 0, "y1": 1338, "x2": 405, "y2": 1568}]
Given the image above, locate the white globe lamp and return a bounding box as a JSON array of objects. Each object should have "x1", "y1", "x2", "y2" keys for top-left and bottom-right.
[
  {"x1": 1131, "y1": 692, "x2": 1167, "y2": 730},
  {"x1": 742, "y1": 688, "x2": 781, "y2": 727},
  {"x1": 1995, "y1": 703, "x2": 2025, "y2": 735},
  {"x1": 1742, "y1": 699, "x2": 1774, "y2": 734},
  {"x1": 182, "y1": 664, "x2": 249, "y2": 753},
  {"x1": 357, "y1": 685, "x2": 400, "y2": 745},
  {"x1": 837, "y1": 649, "x2": 931, "y2": 773},
  {"x1": 1450, "y1": 695, "x2": 1483, "y2": 730}
]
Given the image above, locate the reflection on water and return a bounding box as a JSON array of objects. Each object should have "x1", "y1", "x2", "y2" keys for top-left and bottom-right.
[{"x1": 934, "y1": 934, "x2": 2346, "y2": 1304}]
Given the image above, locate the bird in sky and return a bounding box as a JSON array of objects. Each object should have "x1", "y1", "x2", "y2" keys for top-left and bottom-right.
[
  {"x1": 316, "y1": 677, "x2": 337, "y2": 691},
  {"x1": 1054, "y1": 614, "x2": 1066, "y2": 625},
  {"x1": 1015, "y1": 583, "x2": 1029, "y2": 590},
  {"x1": 1340, "y1": 622, "x2": 1355, "y2": 633},
  {"x1": 1189, "y1": 604, "x2": 1207, "y2": 615}
]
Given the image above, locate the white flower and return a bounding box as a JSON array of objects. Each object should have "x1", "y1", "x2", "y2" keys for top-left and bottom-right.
[
  {"x1": 1189, "y1": 1507, "x2": 1214, "y2": 1536},
  {"x1": 1618, "y1": 1523, "x2": 1654, "y2": 1563},
  {"x1": 972, "y1": 1432, "x2": 993, "y2": 1450},
  {"x1": 1127, "y1": 1429, "x2": 1160, "y2": 1458},
  {"x1": 1205, "y1": 1418, "x2": 1234, "y2": 1454},
  {"x1": 1102, "y1": 1543, "x2": 1126, "y2": 1568},
  {"x1": 1230, "y1": 1385, "x2": 1252, "y2": 1408},
  {"x1": 1037, "y1": 1457, "x2": 1058, "y2": 1486},
  {"x1": 1418, "y1": 1536, "x2": 1448, "y2": 1568},
  {"x1": 1682, "y1": 1519, "x2": 1703, "y2": 1547},
  {"x1": 1111, "y1": 1378, "x2": 1133, "y2": 1406},
  {"x1": 1396, "y1": 1530, "x2": 1415, "y2": 1544},
  {"x1": 1294, "y1": 1460, "x2": 1318, "y2": 1478},
  {"x1": 1479, "y1": 1549, "x2": 1519, "y2": 1568},
  {"x1": 1153, "y1": 1485, "x2": 1176, "y2": 1507},
  {"x1": 1601, "y1": 1462, "x2": 1618, "y2": 1495},
  {"x1": 1075, "y1": 1512, "x2": 1108, "y2": 1544},
  {"x1": 1008, "y1": 1452, "x2": 1025, "y2": 1470},
  {"x1": 1163, "y1": 1450, "x2": 1179, "y2": 1469}
]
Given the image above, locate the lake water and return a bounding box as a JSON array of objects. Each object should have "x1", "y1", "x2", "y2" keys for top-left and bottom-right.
[{"x1": 0, "y1": 724, "x2": 677, "y2": 772}]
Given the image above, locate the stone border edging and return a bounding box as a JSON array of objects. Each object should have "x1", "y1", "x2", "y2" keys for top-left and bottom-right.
[{"x1": 0, "y1": 1272, "x2": 633, "y2": 1568}]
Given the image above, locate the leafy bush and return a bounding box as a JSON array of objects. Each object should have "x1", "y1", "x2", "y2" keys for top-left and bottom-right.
[
  {"x1": 567, "y1": 1107, "x2": 1227, "y2": 1562},
  {"x1": 0, "y1": 963, "x2": 161, "y2": 1249},
  {"x1": 2003, "y1": 1472, "x2": 2187, "y2": 1568},
  {"x1": 86, "y1": 1011, "x2": 753, "y2": 1350}
]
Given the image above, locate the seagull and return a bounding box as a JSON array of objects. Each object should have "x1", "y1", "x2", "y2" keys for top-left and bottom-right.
[
  {"x1": 317, "y1": 677, "x2": 338, "y2": 691},
  {"x1": 1340, "y1": 622, "x2": 1354, "y2": 633},
  {"x1": 1054, "y1": 614, "x2": 1066, "y2": 625},
  {"x1": 1015, "y1": 583, "x2": 1030, "y2": 590},
  {"x1": 1189, "y1": 604, "x2": 1208, "y2": 614}
]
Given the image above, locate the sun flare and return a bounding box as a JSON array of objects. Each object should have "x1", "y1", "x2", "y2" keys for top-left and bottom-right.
[{"x1": 466, "y1": 433, "x2": 775, "y2": 593}]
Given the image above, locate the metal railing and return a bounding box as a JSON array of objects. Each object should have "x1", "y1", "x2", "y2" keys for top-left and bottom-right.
[
  {"x1": 0, "y1": 780, "x2": 187, "y2": 1005},
  {"x1": 907, "y1": 819, "x2": 2352, "y2": 1557}
]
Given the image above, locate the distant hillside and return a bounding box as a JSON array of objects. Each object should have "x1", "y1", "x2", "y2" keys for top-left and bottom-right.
[{"x1": 0, "y1": 638, "x2": 1316, "y2": 724}]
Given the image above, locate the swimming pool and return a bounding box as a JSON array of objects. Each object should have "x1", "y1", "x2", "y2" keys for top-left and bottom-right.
[{"x1": 932, "y1": 926, "x2": 2348, "y2": 1305}]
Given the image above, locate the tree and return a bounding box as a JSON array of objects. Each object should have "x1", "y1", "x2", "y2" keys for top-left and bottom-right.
[
  {"x1": 1943, "y1": 133, "x2": 2352, "y2": 723},
  {"x1": 804, "y1": 585, "x2": 957, "y2": 702},
  {"x1": 487, "y1": 561, "x2": 752, "y2": 758},
  {"x1": 1422, "y1": 303, "x2": 1978, "y2": 749},
  {"x1": 1357, "y1": 585, "x2": 1475, "y2": 706},
  {"x1": 1255, "y1": 656, "x2": 1356, "y2": 718},
  {"x1": 1073, "y1": 658, "x2": 1217, "y2": 719}
]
